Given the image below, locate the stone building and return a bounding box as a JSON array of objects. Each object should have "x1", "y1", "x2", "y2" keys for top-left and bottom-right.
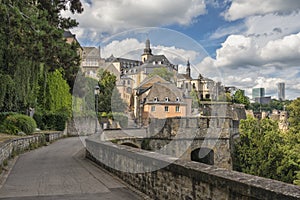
[
  {"x1": 134, "y1": 75, "x2": 192, "y2": 126},
  {"x1": 81, "y1": 46, "x2": 105, "y2": 79}
]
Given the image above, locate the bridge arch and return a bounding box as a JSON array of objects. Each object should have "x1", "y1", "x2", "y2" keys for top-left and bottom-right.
[{"x1": 191, "y1": 148, "x2": 214, "y2": 165}]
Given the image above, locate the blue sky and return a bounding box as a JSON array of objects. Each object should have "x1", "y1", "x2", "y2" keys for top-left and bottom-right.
[{"x1": 63, "y1": 0, "x2": 300, "y2": 100}]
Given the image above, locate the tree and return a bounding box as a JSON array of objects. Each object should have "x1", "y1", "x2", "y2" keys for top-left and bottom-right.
[
  {"x1": 234, "y1": 116, "x2": 300, "y2": 184},
  {"x1": 287, "y1": 98, "x2": 300, "y2": 133},
  {"x1": 233, "y1": 90, "x2": 250, "y2": 108},
  {"x1": 148, "y1": 67, "x2": 174, "y2": 82},
  {"x1": 97, "y1": 69, "x2": 126, "y2": 113},
  {"x1": 45, "y1": 69, "x2": 72, "y2": 114},
  {"x1": 0, "y1": 0, "x2": 83, "y2": 112}
]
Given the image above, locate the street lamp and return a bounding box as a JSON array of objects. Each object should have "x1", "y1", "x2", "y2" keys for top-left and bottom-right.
[{"x1": 94, "y1": 85, "x2": 100, "y2": 134}]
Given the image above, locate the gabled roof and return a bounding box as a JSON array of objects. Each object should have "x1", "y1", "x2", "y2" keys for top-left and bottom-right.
[
  {"x1": 145, "y1": 55, "x2": 171, "y2": 65},
  {"x1": 137, "y1": 75, "x2": 169, "y2": 89},
  {"x1": 146, "y1": 82, "x2": 186, "y2": 104},
  {"x1": 63, "y1": 30, "x2": 75, "y2": 38}
]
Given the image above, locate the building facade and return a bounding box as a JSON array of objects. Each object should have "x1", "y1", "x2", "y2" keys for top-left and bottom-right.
[{"x1": 277, "y1": 82, "x2": 285, "y2": 101}]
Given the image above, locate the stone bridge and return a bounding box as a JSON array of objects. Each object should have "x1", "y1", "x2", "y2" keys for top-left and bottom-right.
[{"x1": 103, "y1": 117, "x2": 240, "y2": 170}]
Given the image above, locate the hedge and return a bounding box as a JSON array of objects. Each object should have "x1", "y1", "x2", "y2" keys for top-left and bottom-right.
[
  {"x1": 34, "y1": 112, "x2": 69, "y2": 131},
  {"x1": 0, "y1": 114, "x2": 37, "y2": 135}
]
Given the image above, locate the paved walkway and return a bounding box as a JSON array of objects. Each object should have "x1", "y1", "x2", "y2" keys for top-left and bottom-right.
[{"x1": 0, "y1": 137, "x2": 142, "y2": 200}]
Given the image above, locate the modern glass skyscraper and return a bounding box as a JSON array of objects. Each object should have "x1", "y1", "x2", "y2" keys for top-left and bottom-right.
[
  {"x1": 252, "y1": 88, "x2": 265, "y2": 99},
  {"x1": 277, "y1": 82, "x2": 285, "y2": 101}
]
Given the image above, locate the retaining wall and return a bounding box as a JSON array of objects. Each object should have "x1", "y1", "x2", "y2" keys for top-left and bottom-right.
[{"x1": 86, "y1": 138, "x2": 300, "y2": 200}]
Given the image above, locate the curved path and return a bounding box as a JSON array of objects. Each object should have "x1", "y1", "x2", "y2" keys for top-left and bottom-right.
[{"x1": 0, "y1": 137, "x2": 142, "y2": 200}]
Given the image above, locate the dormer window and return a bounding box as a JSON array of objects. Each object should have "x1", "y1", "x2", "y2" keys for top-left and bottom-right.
[
  {"x1": 176, "y1": 97, "x2": 180, "y2": 102},
  {"x1": 165, "y1": 97, "x2": 169, "y2": 102},
  {"x1": 154, "y1": 97, "x2": 158, "y2": 102}
]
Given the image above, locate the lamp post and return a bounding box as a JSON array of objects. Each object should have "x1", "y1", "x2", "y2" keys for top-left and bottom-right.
[{"x1": 94, "y1": 85, "x2": 100, "y2": 134}]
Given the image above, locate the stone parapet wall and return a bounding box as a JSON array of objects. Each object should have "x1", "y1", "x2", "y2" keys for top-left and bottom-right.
[
  {"x1": 0, "y1": 131, "x2": 65, "y2": 167},
  {"x1": 86, "y1": 138, "x2": 300, "y2": 200}
]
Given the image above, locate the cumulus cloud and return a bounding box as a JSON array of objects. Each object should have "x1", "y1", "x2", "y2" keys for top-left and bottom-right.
[
  {"x1": 196, "y1": 32, "x2": 300, "y2": 99},
  {"x1": 201, "y1": 32, "x2": 300, "y2": 69},
  {"x1": 260, "y1": 32, "x2": 300, "y2": 65},
  {"x1": 223, "y1": 0, "x2": 300, "y2": 21},
  {"x1": 101, "y1": 38, "x2": 200, "y2": 65},
  {"x1": 63, "y1": 0, "x2": 206, "y2": 43}
]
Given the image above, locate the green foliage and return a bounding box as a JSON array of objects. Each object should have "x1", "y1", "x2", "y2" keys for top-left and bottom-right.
[
  {"x1": 249, "y1": 99, "x2": 291, "y2": 112},
  {"x1": 34, "y1": 111, "x2": 69, "y2": 131},
  {"x1": 234, "y1": 116, "x2": 300, "y2": 184},
  {"x1": 0, "y1": 1, "x2": 82, "y2": 113},
  {"x1": 233, "y1": 90, "x2": 250, "y2": 108},
  {"x1": 190, "y1": 89, "x2": 200, "y2": 108},
  {"x1": 45, "y1": 69, "x2": 72, "y2": 115},
  {"x1": 97, "y1": 69, "x2": 127, "y2": 113},
  {"x1": 0, "y1": 114, "x2": 36, "y2": 135},
  {"x1": 148, "y1": 67, "x2": 174, "y2": 82},
  {"x1": 287, "y1": 98, "x2": 300, "y2": 133}
]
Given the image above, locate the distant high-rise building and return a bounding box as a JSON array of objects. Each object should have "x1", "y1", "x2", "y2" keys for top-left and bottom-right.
[
  {"x1": 277, "y1": 82, "x2": 285, "y2": 101},
  {"x1": 252, "y1": 88, "x2": 265, "y2": 99}
]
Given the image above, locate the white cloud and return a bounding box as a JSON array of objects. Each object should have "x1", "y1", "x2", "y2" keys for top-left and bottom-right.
[
  {"x1": 63, "y1": 0, "x2": 207, "y2": 43},
  {"x1": 202, "y1": 32, "x2": 300, "y2": 69},
  {"x1": 101, "y1": 38, "x2": 144, "y2": 59},
  {"x1": 101, "y1": 38, "x2": 200, "y2": 65},
  {"x1": 260, "y1": 32, "x2": 300, "y2": 66},
  {"x1": 223, "y1": 0, "x2": 300, "y2": 21},
  {"x1": 197, "y1": 33, "x2": 300, "y2": 99}
]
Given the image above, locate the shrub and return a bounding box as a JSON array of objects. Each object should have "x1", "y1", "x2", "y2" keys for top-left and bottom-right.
[
  {"x1": 34, "y1": 111, "x2": 69, "y2": 131},
  {"x1": 0, "y1": 114, "x2": 37, "y2": 135}
]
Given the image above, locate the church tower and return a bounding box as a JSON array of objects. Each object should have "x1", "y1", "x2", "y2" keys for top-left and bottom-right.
[
  {"x1": 186, "y1": 60, "x2": 191, "y2": 78},
  {"x1": 141, "y1": 39, "x2": 153, "y2": 63}
]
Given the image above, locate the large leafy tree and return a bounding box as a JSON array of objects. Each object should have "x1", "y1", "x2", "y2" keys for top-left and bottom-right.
[
  {"x1": 97, "y1": 69, "x2": 126, "y2": 113},
  {"x1": 233, "y1": 89, "x2": 250, "y2": 108},
  {"x1": 0, "y1": 0, "x2": 83, "y2": 112},
  {"x1": 45, "y1": 69, "x2": 72, "y2": 114},
  {"x1": 234, "y1": 116, "x2": 300, "y2": 184},
  {"x1": 287, "y1": 98, "x2": 300, "y2": 133}
]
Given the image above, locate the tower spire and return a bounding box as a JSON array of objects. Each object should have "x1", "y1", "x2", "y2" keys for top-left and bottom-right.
[
  {"x1": 186, "y1": 60, "x2": 191, "y2": 78},
  {"x1": 141, "y1": 38, "x2": 153, "y2": 62}
]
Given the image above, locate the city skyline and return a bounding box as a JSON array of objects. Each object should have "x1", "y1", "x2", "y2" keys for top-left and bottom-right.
[{"x1": 62, "y1": 0, "x2": 300, "y2": 99}]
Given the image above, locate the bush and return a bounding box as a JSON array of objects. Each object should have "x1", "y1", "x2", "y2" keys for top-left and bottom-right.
[
  {"x1": 0, "y1": 114, "x2": 37, "y2": 135},
  {"x1": 34, "y1": 111, "x2": 69, "y2": 131}
]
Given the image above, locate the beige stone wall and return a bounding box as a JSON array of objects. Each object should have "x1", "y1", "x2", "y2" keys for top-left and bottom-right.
[{"x1": 86, "y1": 139, "x2": 300, "y2": 200}]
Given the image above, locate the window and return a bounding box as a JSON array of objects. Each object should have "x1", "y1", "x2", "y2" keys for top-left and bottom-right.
[
  {"x1": 151, "y1": 106, "x2": 156, "y2": 112},
  {"x1": 176, "y1": 106, "x2": 180, "y2": 112},
  {"x1": 154, "y1": 97, "x2": 158, "y2": 102},
  {"x1": 176, "y1": 97, "x2": 180, "y2": 102},
  {"x1": 127, "y1": 80, "x2": 130, "y2": 85},
  {"x1": 165, "y1": 97, "x2": 169, "y2": 102},
  {"x1": 185, "y1": 83, "x2": 189, "y2": 89},
  {"x1": 164, "y1": 106, "x2": 169, "y2": 112}
]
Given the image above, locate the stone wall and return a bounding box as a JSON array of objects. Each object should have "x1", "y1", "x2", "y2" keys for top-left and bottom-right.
[
  {"x1": 86, "y1": 138, "x2": 300, "y2": 200},
  {"x1": 145, "y1": 117, "x2": 239, "y2": 169},
  {"x1": 0, "y1": 131, "x2": 65, "y2": 167},
  {"x1": 67, "y1": 117, "x2": 96, "y2": 136}
]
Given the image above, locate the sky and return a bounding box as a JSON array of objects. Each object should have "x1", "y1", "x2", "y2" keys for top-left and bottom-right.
[{"x1": 63, "y1": 0, "x2": 300, "y2": 100}]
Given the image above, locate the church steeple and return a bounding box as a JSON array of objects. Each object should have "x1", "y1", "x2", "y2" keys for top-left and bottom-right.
[
  {"x1": 186, "y1": 60, "x2": 191, "y2": 78},
  {"x1": 141, "y1": 39, "x2": 153, "y2": 63}
]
